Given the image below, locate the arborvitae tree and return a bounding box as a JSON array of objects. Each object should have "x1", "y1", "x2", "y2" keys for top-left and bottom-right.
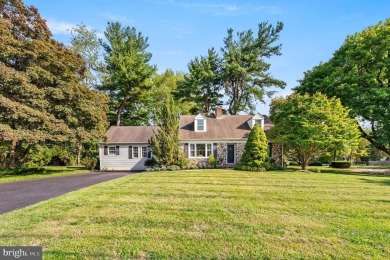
[
  {"x1": 149, "y1": 95, "x2": 180, "y2": 167},
  {"x1": 235, "y1": 124, "x2": 268, "y2": 170}
]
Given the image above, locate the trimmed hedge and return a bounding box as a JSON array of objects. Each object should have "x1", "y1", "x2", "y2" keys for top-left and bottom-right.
[
  {"x1": 309, "y1": 161, "x2": 323, "y2": 166},
  {"x1": 329, "y1": 161, "x2": 351, "y2": 168}
]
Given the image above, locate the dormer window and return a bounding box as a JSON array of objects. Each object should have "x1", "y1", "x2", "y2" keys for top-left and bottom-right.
[
  {"x1": 248, "y1": 114, "x2": 264, "y2": 129},
  {"x1": 194, "y1": 113, "x2": 207, "y2": 132},
  {"x1": 197, "y1": 119, "x2": 204, "y2": 131}
]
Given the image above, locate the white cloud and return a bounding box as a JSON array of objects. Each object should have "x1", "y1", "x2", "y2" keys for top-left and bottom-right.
[
  {"x1": 102, "y1": 12, "x2": 134, "y2": 24},
  {"x1": 46, "y1": 19, "x2": 76, "y2": 35}
]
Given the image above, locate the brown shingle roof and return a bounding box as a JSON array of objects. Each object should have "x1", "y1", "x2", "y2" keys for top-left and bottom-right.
[
  {"x1": 179, "y1": 115, "x2": 273, "y2": 140},
  {"x1": 105, "y1": 126, "x2": 158, "y2": 143},
  {"x1": 103, "y1": 115, "x2": 274, "y2": 143}
]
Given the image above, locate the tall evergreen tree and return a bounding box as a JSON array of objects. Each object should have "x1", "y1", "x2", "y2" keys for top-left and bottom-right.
[
  {"x1": 222, "y1": 22, "x2": 286, "y2": 114},
  {"x1": 236, "y1": 124, "x2": 268, "y2": 170},
  {"x1": 149, "y1": 95, "x2": 180, "y2": 167},
  {"x1": 176, "y1": 48, "x2": 223, "y2": 114},
  {"x1": 100, "y1": 22, "x2": 156, "y2": 126}
]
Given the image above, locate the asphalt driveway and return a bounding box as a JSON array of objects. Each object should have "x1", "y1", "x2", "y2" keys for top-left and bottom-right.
[{"x1": 0, "y1": 172, "x2": 133, "y2": 214}]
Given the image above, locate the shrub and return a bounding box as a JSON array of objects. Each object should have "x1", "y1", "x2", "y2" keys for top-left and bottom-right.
[
  {"x1": 144, "y1": 158, "x2": 158, "y2": 168},
  {"x1": 81, "y1": 158, "x2": 97, "y2": 171},
  {"x1": 310, "y1": 168, "x2": 321, "y2": 173},
  {"x1": 288, "y1": 161, "x2": 299, "y2": 166},
  {"x1": 208, "y1": 155, "x2": 217, "y2": 168},
  {"x1": 309, "y1": 161, "x2": 323, "y2": 166},
  {"x1": 167, "y1": 165, "x2": 181, "y2": 171},
  {"x1": 234, "y1": 163, "x2": 266, "y2": 172},
  {"x1": 330, "y1": 161, "x2": 351, "y2": 168},
  {"x1": 176, "y1": 153, "x2": 189, "y2": 169},
  {"x1": 13, "y1": 167, "x2": 47, "y2": 175}
]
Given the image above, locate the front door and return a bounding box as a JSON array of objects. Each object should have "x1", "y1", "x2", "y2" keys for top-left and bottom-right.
[{"x1": 227, "y1": 145, "x2": 235, "y2": 164}]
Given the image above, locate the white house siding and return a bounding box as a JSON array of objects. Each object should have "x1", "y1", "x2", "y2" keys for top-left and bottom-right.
[{"x1": 99, "y1": 144, "x2": 150, "y2": 171}]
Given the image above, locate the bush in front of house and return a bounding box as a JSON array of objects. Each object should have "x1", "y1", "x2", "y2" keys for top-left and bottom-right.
[
  {"x1": 81, "y1": 158, "x2": 97, "y2": 171},
  {"x1": 208, "y1": 155, "x2": 217, "y2": 168},
  {"x1": 329, "y1": 161, "x2": 351, "y2": 168},
  {"x1": 176, "y1": 152, "x2": 189, "y2": 169},
  {"x1": 167, "y1": 165, "x2": 181, "y2": 171},
  {"x1": 235, "y1": 124, "x2": 269, "y2": 172}
]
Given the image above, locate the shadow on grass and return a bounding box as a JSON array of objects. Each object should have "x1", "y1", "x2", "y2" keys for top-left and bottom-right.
[
  {"x1": 0, "y1": 167, "x2": 87, "y2": 178},
  {"x1": 359, "y1": 178, "x2": 390, "y2": 186},
  {"x1": 288, "y1": 166, "x2": 390, "y2": 178}
]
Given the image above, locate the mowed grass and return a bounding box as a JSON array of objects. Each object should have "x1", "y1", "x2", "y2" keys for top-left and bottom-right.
[
  {"x1": 0, "y1": 166, "x2": 90, "y2": 183},
  {"x1": 0, "y1": 170, "x2": 389, "y2": 259}
]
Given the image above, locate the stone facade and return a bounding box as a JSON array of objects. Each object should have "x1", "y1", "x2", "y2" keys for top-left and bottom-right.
[{"x1": 180, "y1": 141, "x2": 283, "y2": 167}]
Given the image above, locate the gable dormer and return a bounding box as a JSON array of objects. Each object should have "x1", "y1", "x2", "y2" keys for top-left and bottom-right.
[
  {"x1": 194, "y1": 113, "x2": 207, "y2": 132},
  {"x1": 247, "y1": 114, "x2": 264, "y2": 129}
]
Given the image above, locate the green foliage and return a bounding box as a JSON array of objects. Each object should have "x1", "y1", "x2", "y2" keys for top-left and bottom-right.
[
  {"x1": 176, "y1": 48, "x2": 223, "y2": 114},
  {"x1": 309, "y1": 168, "x2": 321, "y2": 173},
  {"x1": 234, "y1": 163, "x2": 266, "y2": 172},
  {"x1": 208, "y1": 155, "x2": 217, "y2": 169},
  {"x1": 176, "y1": 152, "x2": 189, "y2": 169},
  {"x1": 100, "y1": 22, "x2": 156, "y2": 126},
  {"x1": 144, "y1": 158, "x2": 158, "y2": 168},
  {"x1": 150, "y1": 95, "x2": 180, "y2": 167},
  {"x1": 24, "y1": 145, "x2": 74, "y2": 167},
  {"x1": 222, "y1": 22, "x2": 286, "y2": 114},
  {"x1": 81, "y1": 158, "x2": 97, "y2": 171},
  {"x1": 70, "y1": 23, "x2": 103, "y2": 88},
  {"x1": 0, "y1": 0, "x2": 108, "y2": 167},
  {"x1": 309, "y1": 161, "x2": 323, "y2": 166},
  {"x1": 270, "y1": 93, "x2": 360, "y2": 170},
  {"x1": 330, "y1": 161, "x2": 351, "y2": 168},
  {"x1": 295, "y1": 19, "x2": 390, "y2": 156},
  {"x1": 238, "y1": 124, "x2": 269, "y2": 170},
  {"x1": 167, "y1": 165, "x2": 181, "y2": 171}
]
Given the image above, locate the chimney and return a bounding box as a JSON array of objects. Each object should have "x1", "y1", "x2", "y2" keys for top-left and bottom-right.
[{"x1": 215, "y1": 106, "x2": 223, "y2": 119}]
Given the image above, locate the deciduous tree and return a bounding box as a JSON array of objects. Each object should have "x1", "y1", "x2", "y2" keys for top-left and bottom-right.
[
  {"x1": 295, "y1": 19, "x2": 390, "y2": 156},
  {"x1": 269, "y1": 93, "x2": 360, "y2": 170}
]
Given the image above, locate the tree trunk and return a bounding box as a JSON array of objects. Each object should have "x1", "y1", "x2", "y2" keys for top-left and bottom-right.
[
  {"x1": 333, "y1": 150, "x2": 337, "y2": 161},
  {"x1": 116, "y1": 97, "x2": 127, "y2": 126},
  {"x1": 358, "y1": 125, "x2": 390, "y2": 155},
  {"x1": 76, "y1": 142, "x2": 82, "y2": 166},
  {"x1": 10, "y1": 139, "x2": 17, "y2": 167}
]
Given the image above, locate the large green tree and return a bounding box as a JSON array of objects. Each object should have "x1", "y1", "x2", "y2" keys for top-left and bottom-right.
[
  {"x1": 295, "y1": 19, "x2": 390, "y2": 156},
  {"x1": 70, "y1": 23, "x2": 102, "y2": 88},
  {"x1": 100, "y1": 22, "x2": 156, "y2": 126},
  {"x1": 0, "y1": 0, "x2": 108, "y2": 166},
  {"x1": 269, "y1": 93, "x2": 360, "y2": 170},
  {"x1": 222, "y1": 22, "x2": 286, "y2": 114},
  {"x1": 176, "y1": 48, "x2": 223, "y2": 114},
  {"x1": 149, "y1": 95, "x2": 180, "y2": 167}
]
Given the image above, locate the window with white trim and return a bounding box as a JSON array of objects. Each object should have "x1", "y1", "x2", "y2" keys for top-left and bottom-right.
[
  {"x1": 133, "y1": 146, "x2": 139, "y2": 158},
  {"x1": 189, "y1": 143, "x2": 214, "y2": 158},
  {"x1": 255, "y1": 119, "x2": 263, "y2": 127},
  {"x1": 108, "y1": 147, "x2": 116, "y2": 154},
  {"x1": 196, "y1": 119, "x2": 204, "y2": 131},
  {"x1": 142, "y1": 146, "x2": 147, "y2": 158}
]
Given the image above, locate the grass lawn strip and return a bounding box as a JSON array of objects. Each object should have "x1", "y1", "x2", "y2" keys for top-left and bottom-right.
[
  {"x1": 0, "y1": 166, "x2": 90, "y2": 183},
  {"x1": 0, "y1": 169, "x2": 389, "y2": 259}
]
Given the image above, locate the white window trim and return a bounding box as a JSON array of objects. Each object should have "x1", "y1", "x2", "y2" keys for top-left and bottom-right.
[
  {"x1": 194, "y1": 114, "x2": 207, "y2": 132},
  {"x1": 108, "y1": 146, "x2": 117, "y2": 155},
  {"x1": 130, "y1": 146, "x2": 149, "y2": 159},
  {"x1": 188, "y1": 142, "x2": 214, "y2": 158}
]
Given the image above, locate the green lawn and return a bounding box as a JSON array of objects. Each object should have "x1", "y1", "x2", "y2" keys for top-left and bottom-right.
[
  {"x1": 0, "y1": 169, "x2": 389, "y2": 259},
  {"x1": 0, "y1": 166, "x2": 90, "y2": 183}
]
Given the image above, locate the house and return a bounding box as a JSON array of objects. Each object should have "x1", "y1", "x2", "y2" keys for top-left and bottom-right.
[{"x1": 99, "y1": 107, "x2": 282, "y2": 171}]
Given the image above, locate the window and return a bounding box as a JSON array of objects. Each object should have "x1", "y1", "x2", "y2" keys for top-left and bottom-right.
[
  {"x1": 196, "y1": 119, "x2": 204, "y2": 131},
  {"x1": 188, "y1": 143, "x2": 214, "y2": 158},
  {"x1": 255, "y1": 119, "x2": 263, "y2": 127},
  {"x1": 109, "y1": 147, "x2": 116, "y2": 155},
  {"x1": 133, "y1": 146, "x2": 139, "y2": 158},
  {"x1": 142, "y1": 146, "x2": 147, "y2": 158},
  {"x1": 190, "y1": 144, "x2": 195, "y2": 157},
  {"x1": 196, "y1": 144, "x2": 206, "y2": 157},
  {"x1": 206, "y1": 144, "x2": 212, "y2": 157}
]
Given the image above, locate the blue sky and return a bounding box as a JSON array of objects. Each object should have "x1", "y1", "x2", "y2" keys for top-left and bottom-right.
[{"x1": 23, "y1": 0, "x2": 390, "y2": 114}]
